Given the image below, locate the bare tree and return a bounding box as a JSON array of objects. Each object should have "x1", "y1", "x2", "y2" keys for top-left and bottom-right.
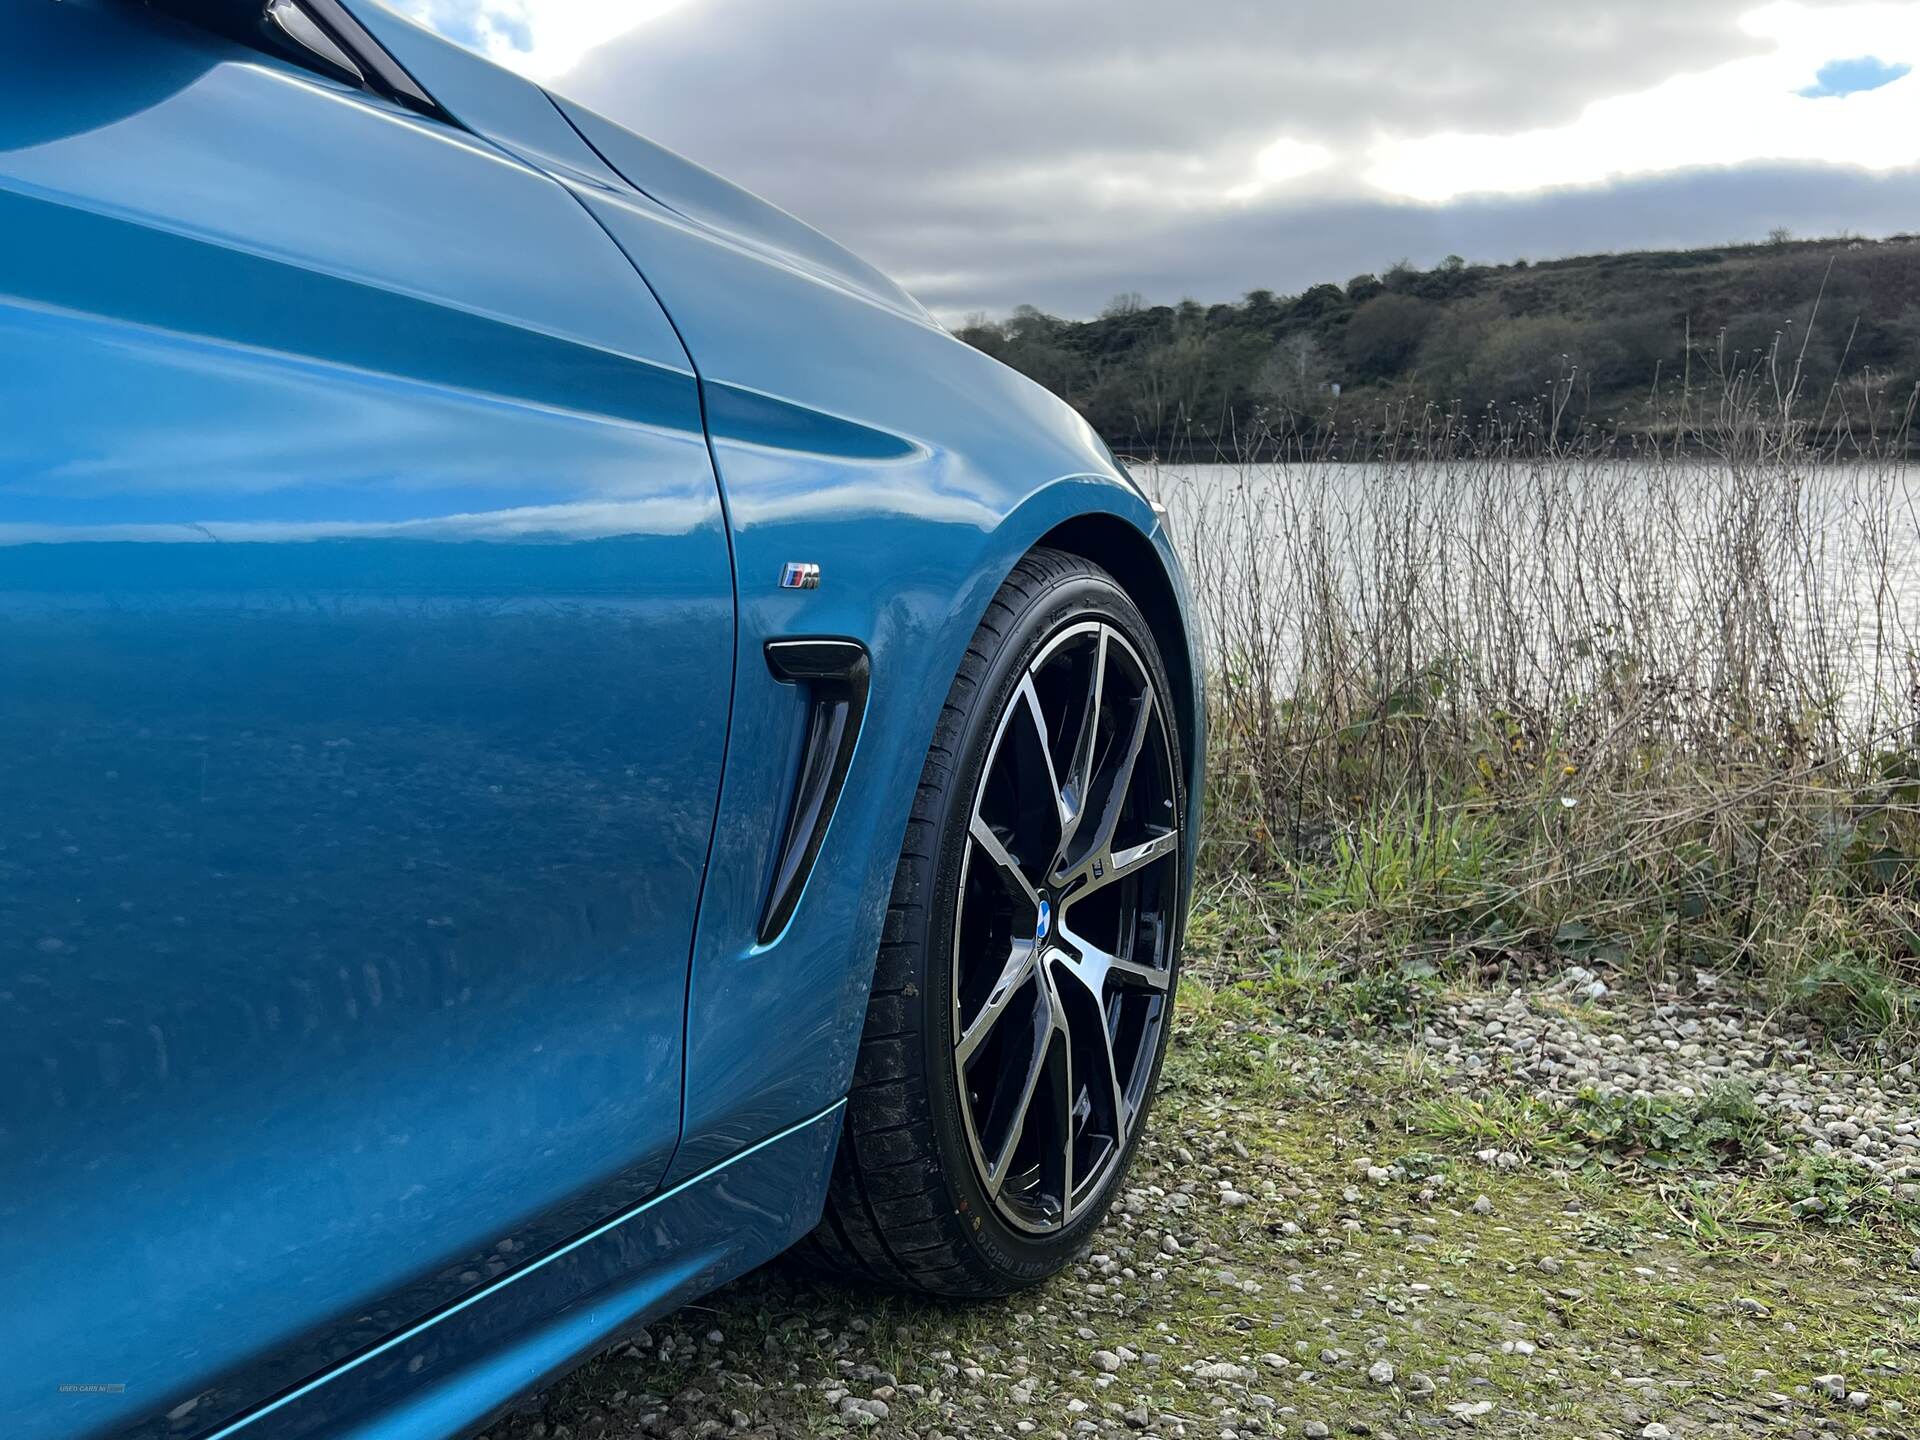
[{"x1": 1258, "y1": 331, "x2": 1331, "y2": 416}]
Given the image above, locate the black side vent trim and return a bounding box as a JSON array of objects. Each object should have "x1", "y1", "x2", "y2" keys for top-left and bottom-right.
[
  {"x1": 263, "y1": 0, "x2": 364, "y2": 85},
  {"x1": 759, "y1": 639, "x2": 871, "y2": 944},
  {"x1": 297, "y1": 0, "x2": 444, "y2": 117}
]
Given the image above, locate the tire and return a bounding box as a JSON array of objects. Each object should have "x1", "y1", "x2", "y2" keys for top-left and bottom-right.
[{"x1": 796, "y1": 546, "x2": 1188, "y2": 1296}]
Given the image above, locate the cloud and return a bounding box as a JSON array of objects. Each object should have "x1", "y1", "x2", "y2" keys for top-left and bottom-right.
[
  {"x1": 387, "y1": 0, "x2": 530, "y2": 56},
  {"x1": 566, "y1": 0, "x2": 1804, "y2": 205},
  {"x1": 1370, "y1": 4, "x2": 1920, "y2": 201},
  {"x1": 923, "y1": 162, "x2": 1920, "y2": 321},
  {"x1": 407, "y1": 0, "x2": 1920, "y2": 317},
  {"x1": 385, "y1": 0, "x2": 685, "y2": 76},
  {"x1": 1799, "y1": 54, "x2": 1914, "y2": 95}
]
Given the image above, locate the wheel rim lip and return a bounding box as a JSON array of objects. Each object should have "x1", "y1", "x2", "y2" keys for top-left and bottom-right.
[{"x1": 950, "y1": 617, "x2": 1180, "y2": 1236}]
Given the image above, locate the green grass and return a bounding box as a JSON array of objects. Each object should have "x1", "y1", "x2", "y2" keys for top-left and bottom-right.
[
  {"x1": 1412, "y1": 1083, "x2": 1780, "y2": 1174},
  {"x1": 1195, "y1": 778, "x2": 1920, "y2": 1047},
  {"x1": 1250, "y1": 949, "x2": 1439, "y2": 1038},
  {"x1": 1784, "y1": 954, "x2": 1920, "y2": 1039}
]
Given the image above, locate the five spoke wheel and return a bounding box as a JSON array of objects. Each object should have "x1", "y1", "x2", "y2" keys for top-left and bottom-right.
[{"x1": 952, "y1": 621, "x2": 1181, "y2": 1233}]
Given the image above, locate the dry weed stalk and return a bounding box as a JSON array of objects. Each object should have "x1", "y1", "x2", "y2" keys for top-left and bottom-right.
[{"x1": 1148, "y1": 364, "x2": 1920, "y2": 1020}]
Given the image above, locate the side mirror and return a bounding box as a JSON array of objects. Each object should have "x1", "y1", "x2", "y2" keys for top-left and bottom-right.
[
  {"x1": 261, "y1": 0, "x2": 441, "y2": 115},
  {"x1": 261, "y1": 0, "x2": 364, "y2": 86}
]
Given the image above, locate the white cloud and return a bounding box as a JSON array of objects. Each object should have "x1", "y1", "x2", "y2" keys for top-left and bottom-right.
[
  {"x1": 386, "y1": 0, "x2": 691, "y2": 80},
  {"x1": 1227, "y1": 138, "x2": 1334, "y2": 199},
  {"x1": 390, "y1": 0, "x2": 1920, "y2": 314},
  {"x1": 1365, "y1": 2, "x2": 1920, "y2": 202}
]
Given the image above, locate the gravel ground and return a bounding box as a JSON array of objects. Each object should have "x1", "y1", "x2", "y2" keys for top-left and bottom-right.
[
  {"x1": 474, "y1": 943, "x2": 1920, "y2": 1440},
  {"x1": 1423, "y1": 972, "x2": 1920, "y2": 1197}
]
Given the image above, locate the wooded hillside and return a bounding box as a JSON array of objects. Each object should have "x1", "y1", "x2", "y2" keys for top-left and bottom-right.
[{"x1": 955, "y1": 233, "x2": 1920, "y2": 454}]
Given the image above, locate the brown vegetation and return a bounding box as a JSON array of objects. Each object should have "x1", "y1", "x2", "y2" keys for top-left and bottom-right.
[{"x1": 1156, "y1": 350, "x2": 1920, "y2": 1039}]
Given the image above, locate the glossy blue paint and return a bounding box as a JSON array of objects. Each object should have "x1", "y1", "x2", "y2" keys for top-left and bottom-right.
[
  {"x1": 555, "y1": 100, "x2": 931, "y2": 323},
  {"x1": 328, "y1": 0, "x2": 629, "y2": 193},
  {"x1": 211, "y1": 1104, "x2": 843, "y2": 1440},
  {"x1": 547, "y1": 107, "x2": 1182, "y2": 1180},
  {"x1": 1, "y1": 3, "x2": 1202, "y2": 1438},
  {"x1": 0, "y1": 5, "x2": 731, "y2": 1438}
]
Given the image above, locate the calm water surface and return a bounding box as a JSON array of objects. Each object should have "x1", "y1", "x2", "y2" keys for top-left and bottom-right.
[{"x1": 1132, "y1": 458, "x2": 1920, "y2": 720}]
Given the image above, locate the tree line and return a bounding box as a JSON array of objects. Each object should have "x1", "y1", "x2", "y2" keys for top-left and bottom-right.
[{"x1": 954, "y1": 234, "x2": 1920, "y2": 455}]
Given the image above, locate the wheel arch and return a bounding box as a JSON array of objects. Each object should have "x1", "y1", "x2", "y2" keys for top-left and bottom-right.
[{"x1": 1030, "y1": 511, "x2": 1202, "y2": 806}]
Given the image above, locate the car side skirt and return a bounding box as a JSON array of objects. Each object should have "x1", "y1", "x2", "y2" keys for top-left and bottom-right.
[{"x1": 207, "y1": 1103, "x2": 845, "y2": 1440}]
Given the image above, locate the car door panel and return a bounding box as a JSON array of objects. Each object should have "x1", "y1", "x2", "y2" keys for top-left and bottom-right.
[{"x1": 0, "y1": 6, "x2": 731, "y2": 1438}]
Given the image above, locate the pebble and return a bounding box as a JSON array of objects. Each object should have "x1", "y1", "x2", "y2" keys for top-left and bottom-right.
[
  {"x1": 1420, "y1": 982, "x2": 1920, "y2": 1186},
  {"x1": 1194, "y1": 1361, "x2": 1255, "y2": 1383}
]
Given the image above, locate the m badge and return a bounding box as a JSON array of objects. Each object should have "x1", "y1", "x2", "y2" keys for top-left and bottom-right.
[{"x1": 779, "y1": 562, "x2": 821, "y2": 590}]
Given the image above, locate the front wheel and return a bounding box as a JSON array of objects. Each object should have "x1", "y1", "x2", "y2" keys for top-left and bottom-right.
[{"x1": 799, "y1": 547, "x2": 1188, "y2": 1296}]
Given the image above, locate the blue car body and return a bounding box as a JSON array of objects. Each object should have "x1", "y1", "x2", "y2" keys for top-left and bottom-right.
[{"x1": 0, "y1": 4, "x2": 1202, "y2": 1437}]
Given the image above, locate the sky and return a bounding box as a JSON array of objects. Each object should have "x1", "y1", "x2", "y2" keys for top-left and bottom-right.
[{"x1": 387, "y1": 0, "x2": 1920, "y2": 322}]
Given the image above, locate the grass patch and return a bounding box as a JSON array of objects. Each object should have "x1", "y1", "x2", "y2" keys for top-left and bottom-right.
[
  {"x1": 1783, "y1": 953, "x2": 1920, "y2": 1041},
  {"x1": 1413, "y1": 1083, "x2": 1780, "y2": 1173},
  {"x1": 1250, "y1": 949, "x2": 1439, "y2": 1037}
]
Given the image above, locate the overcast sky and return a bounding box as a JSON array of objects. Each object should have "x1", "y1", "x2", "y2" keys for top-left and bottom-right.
[{"x1": 388, "y1": 0, "x2": 1920, "y2": 321}]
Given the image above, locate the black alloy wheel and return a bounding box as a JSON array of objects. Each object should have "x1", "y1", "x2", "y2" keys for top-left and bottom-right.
[{"x1": 797, "y1": 548, "x2": 1188, "y2": 1296}]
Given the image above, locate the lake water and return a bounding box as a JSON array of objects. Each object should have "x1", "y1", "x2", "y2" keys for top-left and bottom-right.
[{"x1": 1129, "y1": 457, "x2": 1920, "y2": 734}]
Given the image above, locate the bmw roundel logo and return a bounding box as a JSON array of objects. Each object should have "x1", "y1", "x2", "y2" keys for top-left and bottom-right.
[{"x1": 1035, "y1": 898, "x2": 1051, "y2": 941}]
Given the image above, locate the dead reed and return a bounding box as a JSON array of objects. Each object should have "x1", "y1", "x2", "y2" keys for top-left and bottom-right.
[{"x1": 1147, "y1": 358, "x2": 1920, "y2": 1037}]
